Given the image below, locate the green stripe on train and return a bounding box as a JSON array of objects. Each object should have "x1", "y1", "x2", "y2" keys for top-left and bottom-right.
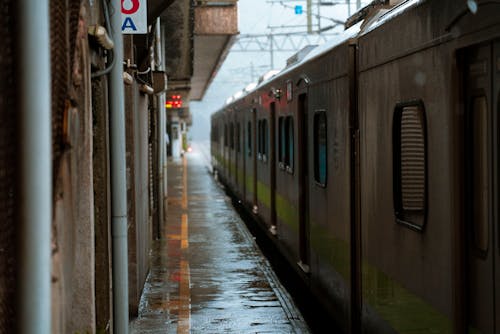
[
  {"x1": 309, "y1": 223, "x2": 351, "y2": 281},
  {"x1": 310, "y1": 222, "x2": 452, "y2": 333},
  {"x1": 257, "y1": 181, "x2": 271, "y2": 208},
  {"x1": 274, "y1": 193, "x2": 452, "y2": 333},
  {"x1": 276, "y1": 193, "x2": 299, "y2": 232},
  {"x1": 216, "y1": 156, "x2": 452, "y2": 333},
  {"x1": 362, "y1": 262, "x2": 452, "y2": 333}
]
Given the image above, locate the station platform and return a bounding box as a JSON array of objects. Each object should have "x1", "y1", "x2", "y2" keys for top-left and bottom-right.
[{"x1": 129, "y1": 143, "x2": 311, "y2": 333}]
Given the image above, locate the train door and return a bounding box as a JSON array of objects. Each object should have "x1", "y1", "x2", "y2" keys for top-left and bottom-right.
[
  {"x1": 237, "y1": 122, "x2": 241, "y2": 190},
  {"x1": 298, "y1": 92, "x2": 310, "y2": 269},
  {"x1": 463, "y1": 40, "x2": 498, "y2": 334},
  {"x1": 252, "y1": 108, "x2": 258, "y2": 210},
  {"x1": 270, "y1": 102, "x2": 277, "y2": 228},
  {"x1": 494, "y1": 41, "x2": 500, "y2": 334},
  {"x1": 242, "y1": 120, "x2": 246, "y2": 201}
]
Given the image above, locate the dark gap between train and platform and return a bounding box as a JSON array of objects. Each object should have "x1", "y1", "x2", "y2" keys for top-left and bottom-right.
[
  {"x1": 211, "y1": 174, "x2": 343, "y2": 334},
  {"x1": 231, "y1": 199, "x2": 342, "y2": 334}
]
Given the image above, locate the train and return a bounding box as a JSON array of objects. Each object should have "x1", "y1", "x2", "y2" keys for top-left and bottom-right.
[{"x1": 210, "y1": 0, "x2": 500, "y2": 333}]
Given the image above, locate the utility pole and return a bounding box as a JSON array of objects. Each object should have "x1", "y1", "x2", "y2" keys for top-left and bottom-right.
[
  {"x1": 307, "y1": 0, "x2": 312, "y2": 33},
  {"x1": 269, "y1": 28, "x2": 275, "y2": 68}
]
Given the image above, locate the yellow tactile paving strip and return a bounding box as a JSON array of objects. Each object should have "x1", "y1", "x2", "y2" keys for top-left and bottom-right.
[{"x1": 129, "y1": 146, "x2": 310, "y2": 334}]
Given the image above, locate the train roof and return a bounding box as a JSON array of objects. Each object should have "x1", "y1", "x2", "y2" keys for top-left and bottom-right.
[
  {"x1": 358, "y1": 0, "x2": 423, "y2": 36},
  {"x1": 216, "y1": 0, "x2": 423, "y2": 113},
  {"x1": 276, "y1": 21, "x2": 363, "y2": 77},
  {"x1": 219, "y1": 21, "x2": 363, "y2": 110}
]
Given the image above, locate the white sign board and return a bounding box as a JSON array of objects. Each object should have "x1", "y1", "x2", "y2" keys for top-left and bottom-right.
[{"x1": 121, "y1": 0, "x2": 148, "y2": 34}]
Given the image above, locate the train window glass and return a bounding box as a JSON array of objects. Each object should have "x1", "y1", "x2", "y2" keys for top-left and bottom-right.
[
  {"x1": 224, "y1": 124, "x2": 228, "y2": 147},
  {"x1": 247, "y1": 121, "x2": 251, "y2": 155},
  {"x1": 314, "y1": 111, "x2": 327, "y2": 186},
  {"x1": 279, "y1": 117, "x2": 285, "y2": 168},
  {"x1": 393, "y1": 102, "x2": 427, "y2": 230},
  {"x1": 247, "y1": 121, "x2": 252, "y2": 156},
  {"x1": 471, "y1": 96, "x2": 489, "y2": 252},
  {"x1": 230, "y1": 123, "x2": 234, "y2": 149},
  {"x1": 286, "y1": 116, "x2": 294, "y2": 173},
  {"x1": 258, "y1": 120, "x2": 262, "y2": 160},
  {"x1": 237, "y1": 123, "x2": 241, "y2": 153},
  {"x1": 263, "y1": 119, "x2": 268, "y2": 162},
  {"x1": 283, "y1": 117, "x2": 289, "y2": 166}
]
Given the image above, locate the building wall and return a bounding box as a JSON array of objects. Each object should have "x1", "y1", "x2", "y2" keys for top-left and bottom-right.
[
  {"x1": 0, "y1": 0, "x2": 187, "y2": 332},
  {"x1": 124, "y1": 36, "x2": 153, "y2": 316},
  {"x1": 51, "y1": 2, "x2": 96, "y2": 333},
  {"x1": 0, "y1": 0, "x2": 17, "y2": 333}
]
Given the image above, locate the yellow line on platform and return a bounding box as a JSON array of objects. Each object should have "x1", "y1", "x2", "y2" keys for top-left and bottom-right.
[
  {"x1": 178, "y1": 155, "x2": 191, "y2": 333},
  {"x1": 182, "y1": 155, "x2": 188, "y2": 209},
  {"x1": 178, "y1": 259, "x2": 191, "y2": 333},
  {"x1": 181, "y1": 214, "x2": 189, "y2": 250},
  {"x1": 167, "y1": 234, "x2": 181, "y2": 241}
]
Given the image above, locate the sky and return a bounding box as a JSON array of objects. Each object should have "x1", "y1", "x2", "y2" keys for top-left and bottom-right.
[{"x1": 188, "y1": 0, "x2": 369, "y2": 142}]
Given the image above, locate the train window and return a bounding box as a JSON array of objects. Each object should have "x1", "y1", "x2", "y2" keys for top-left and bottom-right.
[
  {"x1": 393, "y1": 102, "x2": 427, "y2": 230},
  {"x1": 471, "y1": 95, "x2": 489, "y2": 252},
  {"x1": 258, "y1": 120, "x2": 262, "y2": 160},
  {"x1": 279, "y1": 117, "x2": 285, "y2": 168},
  {"x1": 224, "y1": 124, "x2": 228, "y2": 147},
  {"x1": 286, "y1": 116, "x2": 294, "y2": 173},
  {"x1": 247, "y1": 121, "x2": 252, "y2": 156},
  {"x1": 314, "y1": 111, "x2": 327, "y2": 186},
  {"x1": 230, "y1": 123, "x2": 234, "y2": 150},
  {"x1": 237, "y1": 123, "x2": 241, "y2": 153},
  {"x1": 262, "y1": 119, "x2": 268, "y2": 162}
]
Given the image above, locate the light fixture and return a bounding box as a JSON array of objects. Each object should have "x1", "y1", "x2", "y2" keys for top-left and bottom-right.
[
  {"x1": 88, "y1": 25, "x2": 114, "y2": 50},
  {"x1": 123, "y1": 72, "x2": 134, "y2": 85},
  {"x1": 139, "y1": 84, "x2": 154, "y2": 95}
]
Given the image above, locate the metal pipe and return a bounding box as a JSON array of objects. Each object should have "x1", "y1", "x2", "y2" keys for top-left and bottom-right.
[
  {"x1": 160, "y1": 22, "x2": 169, "y2": 198},
  {"x1": 109, "y1": 0, "x2": 129, "y2": 333},
  {"x1": 155, "y1": 18, "x2": 165, "y2": 238},
  {"x1": 17, "y1": 0, "x2": 52, "y2": 333}
]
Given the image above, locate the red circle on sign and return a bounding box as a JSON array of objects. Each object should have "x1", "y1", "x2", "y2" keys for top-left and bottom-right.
[{"x1": 122, "y1": 0, "x2": 140, "y2": 14}]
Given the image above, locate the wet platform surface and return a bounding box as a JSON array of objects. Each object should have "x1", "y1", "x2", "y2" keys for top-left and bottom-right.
[{"x1": 130, "y1": 143, "x2": 310, "y2": 333}]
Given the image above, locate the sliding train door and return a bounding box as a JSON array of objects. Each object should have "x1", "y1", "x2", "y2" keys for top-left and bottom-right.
[
  {"x1": 298, "y1": 92, "x2": 310, "y2": 269},
  {"x1": 253, "y1": 108, "x2": 258, "y2": 209},
  {"x1": 463, "y1": 40, "x2": 498, "y2": 334},
  {"x1": 494, "y1": 40, "x2": 500, "y2": 334},
  {"x1": 270, "y1": 102, "x2": 277, "y2": 228}
]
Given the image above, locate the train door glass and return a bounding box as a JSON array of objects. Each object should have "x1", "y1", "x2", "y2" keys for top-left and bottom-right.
[
  {"x1": 464, "y1": 42, "x2": 495, "y2": 334},
  {"x1": 270, "y1": 103, "x2": 277, "y2": 227},
  {"x1": 237, "y1": 122, "x2": 240, "y2": 187},
  {"x1": 252, "y1": 110, "x2": 257, "y2": 208},
  {"x1": 298, "y1": 93, "x2": 310, "y2": 269}
]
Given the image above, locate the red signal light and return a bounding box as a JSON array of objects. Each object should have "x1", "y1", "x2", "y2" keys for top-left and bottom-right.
[{"x1": 165, "y1": 95, "x2": 183, "y2": 109}]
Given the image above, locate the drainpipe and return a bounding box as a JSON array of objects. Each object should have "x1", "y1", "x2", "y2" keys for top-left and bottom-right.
[
  {"x1": 109, "y1": 0, "x2": 129, "y2": 333},
  {"x1": 160, "y1": 25, "x2": 169, "y2": 198},
  {"x1": 155, "y1": 18, "x2": 165, "y2": 238},
  {"x1": 17, "y1": 1, "x2": 52, "y2": 333}
]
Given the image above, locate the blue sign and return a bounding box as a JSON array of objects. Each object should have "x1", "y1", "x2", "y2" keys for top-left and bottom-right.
[{"x1": 295, "y1": 5, "x2": 303, "y2": 14}]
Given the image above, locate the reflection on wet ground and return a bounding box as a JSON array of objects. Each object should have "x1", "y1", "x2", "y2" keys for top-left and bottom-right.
[{"x1": 130, "y1": 144, "x2": 310, "y2": 333}]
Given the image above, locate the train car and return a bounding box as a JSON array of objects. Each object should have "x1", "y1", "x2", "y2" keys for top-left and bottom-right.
[
  {"x1": 211, "y1": 0, "x2": 500, "y2": 333},
  {"x1": 358, "y1": 1, "x2": 500, "y2": 333}
]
